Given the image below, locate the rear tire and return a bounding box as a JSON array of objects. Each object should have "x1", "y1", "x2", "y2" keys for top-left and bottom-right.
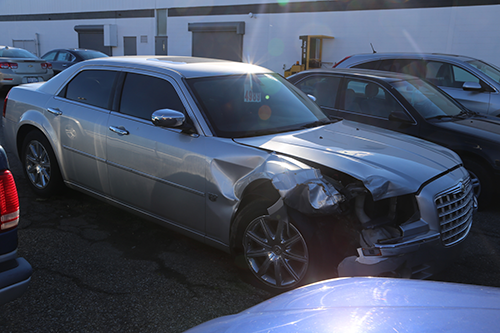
[{"x1": 21, "y1": 130, "x2": 63, "y2": 197}]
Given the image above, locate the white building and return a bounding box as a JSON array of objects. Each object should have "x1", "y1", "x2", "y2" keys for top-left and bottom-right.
[{"x1": 2, "y1": 0, "x2": 500, "y2": 73}]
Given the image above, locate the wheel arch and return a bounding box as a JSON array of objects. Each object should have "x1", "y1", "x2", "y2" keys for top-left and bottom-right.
[
  {"x1": 229, "y1": 179, "x2": 280, "y2": 252},
  {"x1": 454, "y1": 150, "x2": 494, "y2": 176},
  {"x1": 16, "y1": 123, "x2": 65, "y2": 182}
]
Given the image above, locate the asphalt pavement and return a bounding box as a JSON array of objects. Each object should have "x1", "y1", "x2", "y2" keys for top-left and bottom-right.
[{"x1": 1, "y1": 88, "x2": 500, "y2": 332}]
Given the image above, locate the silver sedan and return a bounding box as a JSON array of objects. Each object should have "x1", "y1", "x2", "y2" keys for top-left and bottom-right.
[
  {"x1": 2, "y1": 56, "x2": 474, "y2": 292},
  {"x1": 0, "y1": 45, "x2": 53, "y2": 88}
]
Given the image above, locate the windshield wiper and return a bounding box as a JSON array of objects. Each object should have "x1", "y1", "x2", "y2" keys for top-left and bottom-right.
[
  {"x1": 453, "y1": 110, "x2": 473, "y2": 118},
  {"x1": 300, "y1": 118, "x2": 337, "y2": 129},
  {"x1": 426, "y1": 114, "x2": 454, "y2": 120},
  {"x1": 427, "y1": 110, "x2": 473, "y2": 120}
]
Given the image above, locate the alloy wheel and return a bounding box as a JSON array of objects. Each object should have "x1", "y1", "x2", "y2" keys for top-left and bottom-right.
[
  {"x1": 243, "y1": 216, "x2": 309, "y2": 289},
  {"x1": 25, "y1": 140, "x2": 51, "y2": 189}
]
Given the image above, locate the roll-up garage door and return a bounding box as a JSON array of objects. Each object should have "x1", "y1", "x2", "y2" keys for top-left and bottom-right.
[
  {"x1": 188, "y1": 22, "x2": 245, "y2": 62},
  {"x1": 74, "y1": 25, "x2": 112, "y2": 56}
]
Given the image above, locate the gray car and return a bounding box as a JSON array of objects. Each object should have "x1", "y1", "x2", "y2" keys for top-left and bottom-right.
[
  {"x1": 0, "y1": 45, "x2": 54, "y2": 89},
  {"x1": 334, "y1": 52, "x2": 500, "y2": 117},
  {"x1": 41, "y1": 48, "x2": 108, "y2": 75},
  {"x1": 2, "y1": 56, "x2": 474, "y2": 292},
  {"x1": 185, "y1": 277, "x2": 500, "y2": 332}
]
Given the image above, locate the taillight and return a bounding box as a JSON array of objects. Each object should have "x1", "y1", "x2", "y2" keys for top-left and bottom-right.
[
  {"x1": 41, "y1": 62, "x2": 52, "y2": 69},
  {"x1": 0, "y1": 170, "x2": 19, "y2": 232},
  {"x1": 333, "y1": 56, "x2": 352, "y2": 68},
  {"x1": 0, "y1": 62, "x2": 18, "y2": 69}
]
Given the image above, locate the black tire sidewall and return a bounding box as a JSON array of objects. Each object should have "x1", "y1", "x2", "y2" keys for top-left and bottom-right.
[{"x1": 21, "y1": 131, "x2": 63, "y2": 197}]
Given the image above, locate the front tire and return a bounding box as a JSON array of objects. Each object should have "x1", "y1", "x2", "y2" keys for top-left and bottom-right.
[
  {"x1": 235, "y1": 199, "x2": 327, "y2": 293},
  {"x1": 21, "y1": 131, "x2": 63, "y2": 197}
]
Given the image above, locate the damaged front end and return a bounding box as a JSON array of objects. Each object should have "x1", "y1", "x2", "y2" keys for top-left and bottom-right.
[{"x1": 233, "y1": 154, "x2": 475, "y2": 287}]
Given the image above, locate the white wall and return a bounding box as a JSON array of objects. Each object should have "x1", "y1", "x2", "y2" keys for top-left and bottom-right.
[
  {"x1": 1, "y1": 1, "x2": 500, "y2": 73},
  {"x1": 167, "y1": 5, "x2": 500, "y2": 73}
]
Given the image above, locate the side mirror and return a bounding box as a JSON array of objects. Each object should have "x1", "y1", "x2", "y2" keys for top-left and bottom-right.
[
  {"x1": 151, "y1": 109, "x2": 185, "y2": 128},
  {"x1": 389, "y1": 110, "x2": 413, "y2": 123},
  {"x1": 462, "y1": 81, "x2": 483, "y2": 91}
]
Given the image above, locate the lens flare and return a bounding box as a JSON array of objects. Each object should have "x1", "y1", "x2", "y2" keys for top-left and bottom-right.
[{"x1": 259, "y1": 105, "x2": 272, "y2": 120}]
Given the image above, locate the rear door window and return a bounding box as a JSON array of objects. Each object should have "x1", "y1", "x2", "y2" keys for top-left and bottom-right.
[
  {"x1": 61, "y1": 70, "x2": 118, "y2": 109},
  {"x1": 344, "y1": 79, "x2": 405, "y2": 118}
]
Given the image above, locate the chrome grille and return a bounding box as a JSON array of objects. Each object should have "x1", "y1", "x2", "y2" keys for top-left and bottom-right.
[{"x1": 435, "y1": 177, "x2": 474, "y2": 247}]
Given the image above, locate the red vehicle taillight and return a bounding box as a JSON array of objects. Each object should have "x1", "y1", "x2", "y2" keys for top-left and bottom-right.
[
  {"x1": 0, "y1": 62, "x2": 18, "y2": 69},
  {"x1": 0, "y1": 170, "x2": 19, "y2": 232},
  {"x1": 41, "y1": 62, "x2": 52, "y2": 69},
  {"x1": 332, "y1": 56, "x2": 352, "y2": 68}
]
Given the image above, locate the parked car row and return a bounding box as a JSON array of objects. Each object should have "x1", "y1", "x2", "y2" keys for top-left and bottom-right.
[
  {"x1": 2, "y1": 55, "x2": 475, "y2": 293},
  {"x1": 287, "y1": 68, "x2": 500, "y2": 208},
  {"x1": 334, "y1": 52, "x2": 500, "y2": 117},
  {"x1": 0, "y1": 49, "x2": 498, "y2": 328},
  {"x1": 0, "y1": 45, "x2": 107, "y2": 90}
]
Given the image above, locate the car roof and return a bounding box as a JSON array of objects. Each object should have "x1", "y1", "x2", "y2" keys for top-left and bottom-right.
[
  {"x1": 290, "y1": 68, "x2": 420, "y2": 83},
  {"x1": 341, "y1": 52, "x2": 479, "y2": 62},
  {"x1": 0, "y1": 45, "x2": 22, "y2": 50},
  {"x1": 78, "y1": 56, "x2": 274, "y2": 79},
  {"x1": 55, "y1": 48, "x2": 100, "y2": 52},
  {"x1": 44, "y1": 48, "x2": 101, "y2": 54}
]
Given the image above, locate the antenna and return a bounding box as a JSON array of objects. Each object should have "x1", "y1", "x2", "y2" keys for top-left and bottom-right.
[{"x1": 370, "y1": 43, "x2": 376, "y2": 53}]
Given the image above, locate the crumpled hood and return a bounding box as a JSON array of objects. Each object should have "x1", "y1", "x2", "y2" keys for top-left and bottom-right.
[{"x1": 234, "y1": 120, "x2": 462, "y2": 199}]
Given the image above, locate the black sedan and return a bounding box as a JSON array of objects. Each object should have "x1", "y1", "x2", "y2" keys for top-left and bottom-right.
[
  {"x1": 288, "y1": 68, "x2": 500, "y2": 208},
  {"x1": 41, "y1": 48, "x2": 108, "y2": 74}
]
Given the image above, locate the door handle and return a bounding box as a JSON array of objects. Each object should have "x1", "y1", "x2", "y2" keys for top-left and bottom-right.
[
  {"x1": 109, "y1": 126, "x2": 129, "y2": 135},
  {"x1": 47, "y1": 107, "x2": 62, "y2": 116}
]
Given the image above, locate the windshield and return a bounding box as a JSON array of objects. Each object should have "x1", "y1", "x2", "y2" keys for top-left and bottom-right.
[
  {"x1": 467, "y1": 59, "x2": 500, "y2": 83},
  {"x1": 0, "y1": 47, "x2": 37, "y2": 58},
  {"x1": 392, "y1": 78, "x2": 465, "y2": 119},
  {"x1": 187, "y1": 73, "x2": 330, "y2": 138}
]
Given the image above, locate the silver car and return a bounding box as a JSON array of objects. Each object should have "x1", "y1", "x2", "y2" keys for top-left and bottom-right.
[
  {"x1": 334, "y1": 52, "x2": 500, "y2": 117},
  {"x1": 0, "y1": 45, "x2": 54, "y2": 88},
  {"x1": 2, "y1": 56, "x2": 474, "y2": 292}
]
